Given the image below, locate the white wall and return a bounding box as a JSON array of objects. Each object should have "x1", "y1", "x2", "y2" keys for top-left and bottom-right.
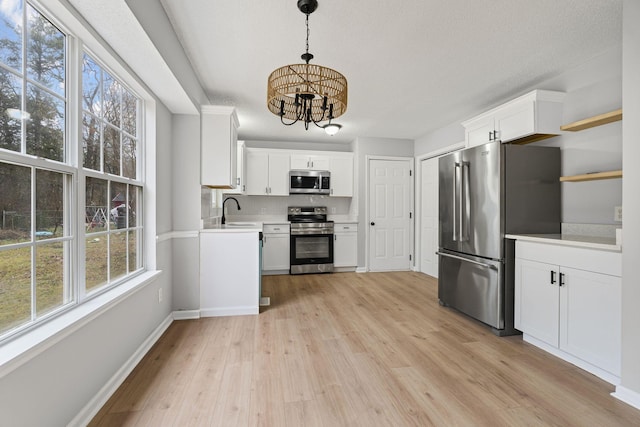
[
  {"x1": 619, "y1": 0, "x2": 640, "y2": 405},
  {"x1": 415, "y1": 48, "x2": 623, "y2": 226},
  {"x1": 414, "y1": 121, "x2": 465, "y2": 157},
  {"x1": 535, "y1": 48, "x2": 622, "y2": 225},
  {"x1": 245, "y1": 139, "x2": 352, "y2": 152},
  {"x1": 171, "y1": 115, "x2": 202, "y2": 312}
]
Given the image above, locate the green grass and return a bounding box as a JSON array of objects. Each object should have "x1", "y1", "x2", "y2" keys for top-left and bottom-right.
[{"x1": 0, "y1": 228, "x2": 136, "y2": 335}]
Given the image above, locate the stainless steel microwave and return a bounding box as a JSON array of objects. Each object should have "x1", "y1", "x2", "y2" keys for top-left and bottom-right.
[{"x1": 289, "y1": 170, "x2": 331, "y2": 195}]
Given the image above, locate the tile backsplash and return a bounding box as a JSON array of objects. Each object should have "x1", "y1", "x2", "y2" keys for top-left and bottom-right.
[
  {"x1": 201, "y1": 188, "x2": 356, "y2": 225},
  {"x1": 562, "y1": 223, "x2": 619, "y2": 238}
]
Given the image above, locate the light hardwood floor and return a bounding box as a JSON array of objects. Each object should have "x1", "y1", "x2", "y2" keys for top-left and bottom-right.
[{"x1": 89, "y1": 272, "x2": 640, "y2": 426}]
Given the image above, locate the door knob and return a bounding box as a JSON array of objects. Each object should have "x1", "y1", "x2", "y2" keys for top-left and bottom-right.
[{"x1": 370, "y1": 222, "x2": 375, "y2": 226}]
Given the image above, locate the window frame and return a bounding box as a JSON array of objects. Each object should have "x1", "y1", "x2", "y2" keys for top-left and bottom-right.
[{"x1": 0, "y1": 0, "x2": 155, "y2": 345}]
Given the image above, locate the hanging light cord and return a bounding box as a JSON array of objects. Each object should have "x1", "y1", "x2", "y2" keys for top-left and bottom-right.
[{"x1": 305, "y1": 14, "x2": 310, "y2": 63}]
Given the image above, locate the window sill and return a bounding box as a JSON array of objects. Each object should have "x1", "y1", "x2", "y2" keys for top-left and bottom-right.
[{"x1": 0, "y1": 270, "x2": 162, "y2": 379}]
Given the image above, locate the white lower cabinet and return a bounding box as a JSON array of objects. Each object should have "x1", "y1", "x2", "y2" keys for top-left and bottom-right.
[
  {"x1": 514, "y1": 241, "x2": 621, "y2": 383},
  {"x1": 199, "y1": 231, "x2": 260, "y2": 316},
  {"x1": 333, "y1": 223, "x2": 357, "y2": 268},
  {"x1": 262, "y1": 223, "x2": 290, "y2": 273}
]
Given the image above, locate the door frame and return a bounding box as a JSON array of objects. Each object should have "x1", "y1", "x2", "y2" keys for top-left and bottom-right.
[
  {"x1": 365, "y1": 155, "x2": 414, "y2": 272},
  {"x1": 414, "y1": 141, "x2": 465, "y2": 275}
]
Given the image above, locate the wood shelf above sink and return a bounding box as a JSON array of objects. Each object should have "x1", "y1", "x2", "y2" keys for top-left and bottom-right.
[
  {"x1": 560, "y1": 109, "x2": 622, "y2": 132},
  {"x1": 560, "y1": 170, "x2": 622, "y2": 182}
]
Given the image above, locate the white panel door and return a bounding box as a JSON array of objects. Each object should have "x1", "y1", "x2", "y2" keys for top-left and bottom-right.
[
  {"x1": 420, "y1": 157, "x2": 439, "y2": 277},
  {"x1": 368, "y1": 159, "x2": 412, "y2": 271}
]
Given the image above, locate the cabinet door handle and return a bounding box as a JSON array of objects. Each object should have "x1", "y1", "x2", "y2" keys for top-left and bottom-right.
[
  {"x1": 559, "y1": 272, "x2": 565, "y2": 287},
  {"x1": 550, "y1": 270, "x2": 556, "y2": 284},
  {"x1": 237, "y1": 177, "x2": 240, "y2": 185},
  {"x1": 334, "y1": 235, "x2": 337, "y2": 241}
]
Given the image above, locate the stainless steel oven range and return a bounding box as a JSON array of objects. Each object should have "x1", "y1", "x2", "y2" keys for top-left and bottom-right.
[{"x1": 288, "y1": 206, "x2": 334, "y2": 275}]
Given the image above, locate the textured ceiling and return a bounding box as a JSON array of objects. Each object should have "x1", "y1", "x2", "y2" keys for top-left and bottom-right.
[{"x1": 161, "y1": 0, "x2": 622, "y2": 144}]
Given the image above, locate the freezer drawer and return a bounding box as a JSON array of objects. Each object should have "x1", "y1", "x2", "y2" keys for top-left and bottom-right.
[{"x1": 438, "y1": 250, "x2": 504, "y2": 329}]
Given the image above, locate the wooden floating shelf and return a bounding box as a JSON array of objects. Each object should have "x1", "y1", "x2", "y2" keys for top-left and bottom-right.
[
  {"x1": 560, "y1": 170, "x2": 623, "y2": 182},
  {"x1": 560, "y1": 109, "x2": 622, "y2": 132}
]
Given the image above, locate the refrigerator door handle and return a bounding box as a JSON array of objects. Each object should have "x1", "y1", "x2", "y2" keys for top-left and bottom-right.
[
  {"x1": 436, "y1": 251, "x2": 498, "y2": 270},
  {"x1": 460, "y1": 161, "x2": 469, "y2": 242},
  {"x1": 453, "y1": 162, "x2": 459, "y2": 241},
  {"x1": 453, "y1": 162, "x2": 464, "y2": 242}
]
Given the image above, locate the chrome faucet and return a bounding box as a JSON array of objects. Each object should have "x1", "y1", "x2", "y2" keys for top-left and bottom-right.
[{"x1": 221, "y1": 197, "x2": 241, "y2": 224}]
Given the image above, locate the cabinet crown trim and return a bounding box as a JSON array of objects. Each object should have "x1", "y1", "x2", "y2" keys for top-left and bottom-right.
[
  {"x1": 461, "y1": 89, "x2": 566, "y2": 126},
  {"x1": 201, "y1": 105, "x2": 239, "y2": 126}
]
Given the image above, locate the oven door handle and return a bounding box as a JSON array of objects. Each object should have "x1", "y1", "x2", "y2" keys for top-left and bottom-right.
[{"x1": 290, "y1": 230, "x2": 334, "y2": 236}]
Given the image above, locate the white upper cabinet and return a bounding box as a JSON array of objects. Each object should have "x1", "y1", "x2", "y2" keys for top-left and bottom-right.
[
  {"x1": 223, "y1": 141, "x2": 246, "y2": 195},
  {"x1": 245, "y1": 148, "x2": 290, "y2": 196},
  {"x1": 244, "y1": 148, "x2": 354, "y2": 198},
  {"x1": 328, "y1": 153, "x2": 354, "y2": 197},
  {"x1": 462, "y1": 90, "x2": 565, "y2": 148},
  {"x1": 290, "y1": 154, "x2": 330, "y2": 170},
  {"x1": 201, "y1": 105, "x2": 239, "y2": 188}
]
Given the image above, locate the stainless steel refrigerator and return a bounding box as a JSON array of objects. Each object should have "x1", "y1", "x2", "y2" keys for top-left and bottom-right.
[{"x1": 437, "y1": 141, "x2": 560, "y2": 335}]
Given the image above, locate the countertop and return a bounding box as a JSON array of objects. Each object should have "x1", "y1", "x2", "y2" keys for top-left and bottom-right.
[{"x1": 506, "y1": 233, "x2": 621, "y2": 252}]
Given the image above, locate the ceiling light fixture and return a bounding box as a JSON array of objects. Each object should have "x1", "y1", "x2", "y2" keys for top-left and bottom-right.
[
  {"x1": 267, "y1": 0, "x2": 347, "y2": 132},
  {"x1": 322, "y1": 123, "x2": 341, "y2": 136}
]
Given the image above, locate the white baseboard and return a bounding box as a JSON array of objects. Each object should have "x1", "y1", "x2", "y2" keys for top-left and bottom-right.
[
  {"x1": 522, "y1": 334, "x2": 620, "y2": 385},
  {"x1": 172, "y1": 310, "x2": 201, "y2": 320},
  {"x1": 69, "y1": 313, "x2": 174, "y2": 427},
  {"x1": 355, "y1": 267, "x2": 367, "y2": 273},
  {"x1": 612, "y1": 385, "x2": 640, "y2": 411},
  {"x1": 334, "y1": 266, "x2": 356, "y2": 273},
  {"x1": 200, "y1": 306, "x2": 258, "y2": 317}
]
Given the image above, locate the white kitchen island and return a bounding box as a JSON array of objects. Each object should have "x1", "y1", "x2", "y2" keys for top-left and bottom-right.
[{"x1": 200, "y1": 224, "x2": 262, "y2": 317}]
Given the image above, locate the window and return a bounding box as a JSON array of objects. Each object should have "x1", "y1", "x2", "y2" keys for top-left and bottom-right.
[
  {"x1": 0, "y1": 1, "x2": 144, "y2": 341},
  {"x1": 82, "y1": 54, "x2": 142, "y2": 293}
]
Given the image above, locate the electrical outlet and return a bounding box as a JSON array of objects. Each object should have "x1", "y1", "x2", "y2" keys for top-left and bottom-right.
[
  {"x1": 614, "y1": 206, "x2": 622, "y2": 222},
  {"x1": 260, "y1": 207, "x2": 266, "y2": 214},
  {"x1": 331, "y1": 207, "x2": 336, "y2": 214},
  {"x1": 158, "y1": 288, "x2": 163, "y2": 303}
]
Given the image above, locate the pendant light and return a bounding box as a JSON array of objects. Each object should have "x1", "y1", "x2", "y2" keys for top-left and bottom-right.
[{"x1": 267, "y1": 0, "x2": 347, "y2": 133}]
